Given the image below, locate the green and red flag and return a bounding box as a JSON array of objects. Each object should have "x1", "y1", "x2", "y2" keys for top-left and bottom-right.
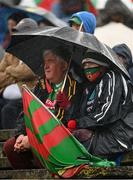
[{"x1": 22, "y1": 85, "x2": 115, "y2": 178}]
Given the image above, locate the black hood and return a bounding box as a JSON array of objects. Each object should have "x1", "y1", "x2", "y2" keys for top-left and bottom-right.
[{"x1": 113, "y1": 43, "x2": 132, "y2": 67}]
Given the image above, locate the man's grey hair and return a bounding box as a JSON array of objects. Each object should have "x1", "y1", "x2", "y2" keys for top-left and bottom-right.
[{"x1": 43, "y1": 46, "x2": 72, "y2": 63}]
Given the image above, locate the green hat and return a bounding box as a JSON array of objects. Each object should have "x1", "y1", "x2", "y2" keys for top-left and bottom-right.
[{"x1": 69, "y1": 16, "x2": 82, "y2": 26}]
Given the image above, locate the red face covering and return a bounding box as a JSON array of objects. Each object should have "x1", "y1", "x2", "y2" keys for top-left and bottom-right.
[{"x1": 86, "y1": 71, "x2": 102, "y2": 82}]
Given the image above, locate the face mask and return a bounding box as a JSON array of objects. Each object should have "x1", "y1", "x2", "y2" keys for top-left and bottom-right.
[{"x1": 84, "y1": 66, "x2": 102, "y2": 82}]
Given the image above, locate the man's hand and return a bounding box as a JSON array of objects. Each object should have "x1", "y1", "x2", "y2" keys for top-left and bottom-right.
[
  {"x1": 14, "y1": 134, "x2": 25, "y2": 152},
  {"x1": 14, "y1": 135, "x2": 30, "y2": 152},
  {"x1": 56, "y1": 91, "x2": 71, "y2": 109},
  {"x1": 20, "y1": 135, "x2": 30, "y2": 150}
]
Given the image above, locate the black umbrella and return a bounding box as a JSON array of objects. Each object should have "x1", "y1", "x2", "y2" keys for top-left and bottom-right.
[{"x1": 7, "y1": 26, "x2": 129, "y2": 78}]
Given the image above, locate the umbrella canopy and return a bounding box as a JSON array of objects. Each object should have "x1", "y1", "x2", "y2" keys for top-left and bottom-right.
[
  {"x1": 13, "y1": 5, "x2": 67, "y2": 27},
  {"x1": 7, "y1": 26, "x2": 129, "y2": 78}
]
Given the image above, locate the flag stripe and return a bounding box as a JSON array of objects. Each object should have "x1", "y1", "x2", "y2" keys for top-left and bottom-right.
[
  {"x1": 28, "y1": 99, "x2": 42, "y2": 116},
  {"x1": 25, "y1": 105, "x2": 87, "y2": 162},
  {"x1": 26, "y1": 127, "x2": 50, "y2": 159},
  {"x1": 42, "y1": 125, "x2": 69, "y2": 150},
  {"x1": 49, "y1": 136, "x2": 90, "y2": 165},
  {"x1": 25, "y1": 113, "x2": 60, "y2": 144},
  {"x1": 30, "y1": 106, "x2": 54, "y2": 128},
  {"x1": 24, "y1": 114, "x2": 34, "y2": 133},
  {"x1": 22, "y1": 90, "x2": 33, "y2": 117},
  {"x1": 25, "y1": 114, "x2": 43, "y2": 143},
  {"x1": 31, "y1": 147, "x2": 57, "y2": 173},
  {"x1": 38, "y1": 117, "x2": 58, "y2": 136},
  {"x1": 27, "y1": 127, "x2": 75, "y2": 169}
]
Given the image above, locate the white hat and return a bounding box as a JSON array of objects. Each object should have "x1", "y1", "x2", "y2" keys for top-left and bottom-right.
[{"x1": 82, "y1": 58, "x2": 109, "y2": 67}]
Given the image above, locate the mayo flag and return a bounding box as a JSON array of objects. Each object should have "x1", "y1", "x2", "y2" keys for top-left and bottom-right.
[{"x1": 22, "y1": 86, "x2": 115, "y2": 178}]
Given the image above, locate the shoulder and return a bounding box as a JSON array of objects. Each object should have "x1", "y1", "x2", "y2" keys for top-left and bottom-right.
[
  {"x1": 100, "y1": 70, "x2": 127, "y2": 90},
  {"x1": 102, "y1": 70, "x2": 123, "y2": 81}
]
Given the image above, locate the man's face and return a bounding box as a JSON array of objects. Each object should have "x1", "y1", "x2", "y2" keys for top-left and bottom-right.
[
  {"x1": 8, "y1": 19, "x2": 17, "y2": 34},
  {"x1": 71, "y1": 23, "x2": 84, "y2": 32},
  {"x1": 117, "y1": 55, "x2": 128, "y2": 69},
  {"x1": 44, "y1": 52, "x2": 68, "y2": 84}
]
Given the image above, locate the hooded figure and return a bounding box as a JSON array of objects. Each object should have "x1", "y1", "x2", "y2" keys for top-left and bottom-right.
[
  {"x1": 113, "y1": 43, "x2": 133, "y2": 83},
  {"x1": 113, "y1": 43, "x2": 132, "y2": 70},
  {"x1": 69, "y1": 11, "x2": 96, "y2": 34},
  {"x1": 68, "y1": 49, "x2": 133, "y2": 162},
  {"x1": 69, "y1": 11, "x2": 97, "y2": 83}
]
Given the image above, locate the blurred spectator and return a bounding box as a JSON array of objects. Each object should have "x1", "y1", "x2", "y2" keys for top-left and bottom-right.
[
  {"x1": 97, "y1": 0, "x2": 133, "y2": 28},
  {"x1": 113, "y1": 44, "x2": 132, "y2": 70},
  {"x1": 12, "y1": 17, "x2": 38, "y2": 32},
  {"x1": 0, "y1": 3, "x2": 10, "y2": 45},
  {"x1": 2, "y1": 12, "x2": 28, "y2": 49},
  {"x1": 69, "y1": 11, "x2": 96, "y2": 82},
  {"x1": 0, "y1": 18, "x2": 38, "y2": 129},
  {"x1": 112, "y1": 43, "x2": 133, "y2": 84},
  {"x1": 52, "y1": 0, "x2": 98, "y2": 22},
  {"x1": 69, "y1": 11, "x2": 96, "y2": 33}
]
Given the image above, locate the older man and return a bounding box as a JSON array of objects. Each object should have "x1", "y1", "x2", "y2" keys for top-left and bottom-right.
[{"x1": 3, "y1": 46, "x2": 81, "y2": 169}]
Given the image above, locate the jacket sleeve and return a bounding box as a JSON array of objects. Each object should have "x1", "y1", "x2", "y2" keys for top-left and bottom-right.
[
  {"x1": 0, "y1": 53, "x2": 19, "y2": 71},
  {"x1": 0, "y1": 72, "x2": 16, "y2": 89},
  {"x1": 76, "y1": 71, "x2": 124, "y2": 129},
  {"x1": 15, "y1": 111, "x2": 27, "y2": 136},
  {"x1": 0, "y1": 53, "x2": 20, "y2": 90},
  {"x1": 5, "y1": 62, "x2": 36, "y2": 81}
]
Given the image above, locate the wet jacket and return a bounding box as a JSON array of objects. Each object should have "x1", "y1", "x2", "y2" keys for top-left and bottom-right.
[
  {"x1": 16, "y1": 74, "x2": 82, "y2": 135},
  {"x1": 76, "y1": 70, "x2": 133, "y2": 158},
  {"x1": 0, "y1": 52, "x2": 36, "y2": 93}
]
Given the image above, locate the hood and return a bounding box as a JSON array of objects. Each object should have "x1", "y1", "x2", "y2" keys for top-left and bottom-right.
[
  {"x1": 113, "y1": 43, "x2": 133, "y2": 66},
  {"x1": 69, "y1": 11, "x2": 96, "y2": 34}
]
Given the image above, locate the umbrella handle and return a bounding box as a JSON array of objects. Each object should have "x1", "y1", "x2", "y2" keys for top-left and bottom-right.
[
  {"x1": 79, "y1": 22, "x2": 83, "y2": 32},
  {"x1": 60, "y1": 72, "x2": 68, "y2": 93},
  {"x1": 60, "y1": 56, "x2": 72, "y2": 93}
]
